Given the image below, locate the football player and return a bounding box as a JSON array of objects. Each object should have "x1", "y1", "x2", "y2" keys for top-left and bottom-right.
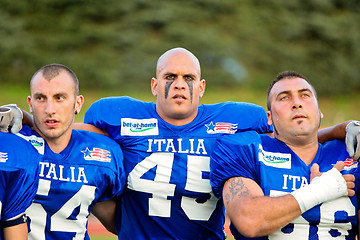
[
  {"x1": 83, "y1": 48, "x2": 272, "y2": 239},
  {"x1": 19, "y1": 64, "x2": 126, "y2": 239},
  {"x1": 211, "y1": 71, "x2": 359, "y2": 239},
  {"x1": 0, "y1": 132, "x2": 39, "y2": 240}
]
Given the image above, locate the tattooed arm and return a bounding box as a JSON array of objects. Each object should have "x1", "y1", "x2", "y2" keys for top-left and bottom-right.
[
  {"x1": 223, "y1": 177, "x2": 301, "y2": 238},
  {"x1": 222, "y1": 162, "x2": 353, "y2": 238}
]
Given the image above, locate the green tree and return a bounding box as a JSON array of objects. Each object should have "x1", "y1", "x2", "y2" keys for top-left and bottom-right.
[{"x1": 0, "y1": 0, "x2": 359, "y2": 94}]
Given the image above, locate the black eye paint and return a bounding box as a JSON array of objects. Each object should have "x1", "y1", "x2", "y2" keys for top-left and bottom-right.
[
  {"x1": 186, "y1": 81, "x2": 193, "y2": 102},
  {"x1": 164, "y1": 78, "x2": 194, "y2": 101},
  {"x1": 165, "y1": 81, "x2": 173, "y2": 99}
]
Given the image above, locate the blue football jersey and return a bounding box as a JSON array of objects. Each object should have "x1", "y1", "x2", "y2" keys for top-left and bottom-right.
[
  {"x1": 84, "y1": 96, "x2": 272, "y2": 239},
  {"x1": 211, "y1": 132, "x2": 360, "y2": 240},
  {"x1": 18, "y1": 126, "x2": 126, "y2": 240},
  {"x1": 0, "y1": 132, "x2": 39, "y2": 240}
]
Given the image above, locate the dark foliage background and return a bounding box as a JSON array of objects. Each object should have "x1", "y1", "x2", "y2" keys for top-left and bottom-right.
[{"x1": 1, "y1": 0, "x2": 359, "y2": 95}]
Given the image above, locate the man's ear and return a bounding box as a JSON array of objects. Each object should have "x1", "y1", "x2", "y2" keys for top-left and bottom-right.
[
  {"x1": 151, "y1": 77, "x2": 158, "y2": 97},
  {"x1": 74, "y1": 95, "x2": 84, "y2": 115},
  {"x1": 27, "y1": 96, "x2": 33, "y2": 113},
  {"x1": 267, "y1": 111, "x2": 273, "y2": 126},
  {"x1": 199, "y1": 79, "x2": 206, "y2": 98}
]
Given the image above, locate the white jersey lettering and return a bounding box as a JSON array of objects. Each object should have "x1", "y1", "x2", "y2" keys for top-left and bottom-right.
[
  {"x1": 147, "y1": 138, "x2": 207, "y2": 154},
  {"x1": 282, "y1": 174, "x2": 309, "y2": 190},
  {"x1": 38, "y1": 162, "x2": 88, "y2": 183}
]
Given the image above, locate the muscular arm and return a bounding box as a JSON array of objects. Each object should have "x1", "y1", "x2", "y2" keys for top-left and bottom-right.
[
  {"x1": 224, "y1": 162, "x2": 354, "y2": 238},
  {"x1": 223, "y1": 177, "x2": 301, "y2": 238},
  {"x1": 2, "y1": 223, "x2": 28, "y2": 240},
  {"x1": 318, "y1": 120, "x2": 352, "y2": 144},
  {"x1": 91, "y1": 199, "x2": 117, "y2": 235}
]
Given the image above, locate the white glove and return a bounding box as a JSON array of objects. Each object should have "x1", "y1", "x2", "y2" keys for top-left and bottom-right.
[
  {"x1": 346, "y1": 121, "x2": 360, "y2": 161},
  {"x1": 0, "y1": 104, "x2": 23, "y2": 134}
]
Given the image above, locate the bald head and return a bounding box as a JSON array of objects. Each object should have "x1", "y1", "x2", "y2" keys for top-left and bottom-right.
[
  {"x1": 156, "y1": 48, "x2": 201, "y2": 78},
  {"x1": 151, "y1": 47, "x2": 206, "y2": 126}
]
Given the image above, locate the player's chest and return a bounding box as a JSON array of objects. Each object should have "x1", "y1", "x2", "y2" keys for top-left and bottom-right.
[
  {"x1": 259, "y1": 164, "x2": 311, "y2": 197},
  {"x1": 123, "y1": 137, "x2": 216, "y2": 192},
  {"x1": 37, "y1": 156, "x2": 110, "y2": 189},
  {"x1": 34, "y1": 160, "x2": 107, "y2": 213}
]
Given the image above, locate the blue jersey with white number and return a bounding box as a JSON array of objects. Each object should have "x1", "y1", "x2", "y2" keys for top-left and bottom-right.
[
  {"x1": 84, "y1": 96, "x2": 272, "y2": 239},
  {"x1": 211, "y1": 132, "x2": 360, "y2": 240},
  {"x1": 18, "y1": 126, "x2": 126, "y2": 240},
  {"x1": 0, "y1": 132, "x2": 39, "y2": 239}
]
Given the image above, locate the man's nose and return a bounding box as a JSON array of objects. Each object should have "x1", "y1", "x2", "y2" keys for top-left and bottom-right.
[
  {"x1": 174, "y1": 77, "x2": 187, "y2": 90},
  {"x1": 45, "y1": 100, "x2": 56, "y2": 114},
  {"x1": 292, "y1": 96, "x2": 302, "y2": 109}
]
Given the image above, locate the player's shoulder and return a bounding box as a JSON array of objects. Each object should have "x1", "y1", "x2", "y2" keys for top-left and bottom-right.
[
  {"x1": 259, "y1": 133, "x2": 277, "y2": 144},
  {"x1": 204, "y1": 101, "x2": 265, "y2": 112},
  {"x1": 72, "y1": 129, "x2": 121, "y2": 149},
  {"x1": 321, "y1": 139, "x2": 346, "y2": 149},
  {"x1": 217, "y1": 130, "x2": 261, "y2": 148},
  {"x1": 201, "y1": 101, "x2": 267, "y2": 121},
  {"x1": 87, "y1": 96, "x2": 155, "y2": 122},
  {"x1": 0, "y1": 132, "x2": 37, "y2": 153},
  {"x1": 0, "y1": 131, "x2": 26, "y2": 144},
  {"x1": 0, "y1": 132, "x2": 40, "y2": 168},
  {"x1": 92, "y1": 96, "x2": 153, "y2": 109},
  {"x1": 69, "y1": 130, "x2": 123, "y2": 169},
  {"x1": 211, "y1": 131, "x2": 262, "y2": 198},
  {"x1": 320, "y1": 139, "x2": 348, "y2": 160}
]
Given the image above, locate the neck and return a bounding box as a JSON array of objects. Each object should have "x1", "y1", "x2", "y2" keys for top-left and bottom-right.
[
  {"x1": 156, "y1": 109, "x2": 198, "y2": 126},
  {"x1": 35, "y1": 129, "x2": 72, "y2": 154},
  {"x1": 160, "y1": 115, "x2": 196, "y2": 126},
  {"x1": 276, "y1": 135, "x2": 319, "y2": 165}
]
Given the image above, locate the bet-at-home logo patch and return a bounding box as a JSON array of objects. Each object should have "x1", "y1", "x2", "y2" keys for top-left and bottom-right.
[
  {"x1": 258, "y1": 144, "x2": 291, "y2": 169},
  {"x1": 121, "y1": 118, "x2": 159, "y2": 136}
]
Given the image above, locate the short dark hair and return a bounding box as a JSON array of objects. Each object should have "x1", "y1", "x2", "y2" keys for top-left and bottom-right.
[
  {"x1": 266, "y1": 71, "x2": 317, "y2": 110},
  {"x1": 31, "y1": 63, "x2": 79, "y2": 95}
]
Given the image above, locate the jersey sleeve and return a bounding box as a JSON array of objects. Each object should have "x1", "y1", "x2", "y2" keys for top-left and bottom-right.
[
  {"x1": 0, "y1": 137, "x2": 40, "y2": 221},
  {"x1": 249, "y1": 103, "x2": 272, "y2": 134},
  {"x1": 234, "y1": 102, "x2": 272, "y2": 134},
  {"x1": 95, "y1": 137, "x2": 126, "y2": 202},
  {"x1": 84, "y1": 96, "x2": 138, "y2": 130},
  {"x1": 213, "y1": 101, "x2": 272, "y2": 134},
  {"x1": 210, "y1": 131, "x2": 260, "y2": 198},
  {"x1": 84, "y1": 97, "x2": 116, "y2": 133}
]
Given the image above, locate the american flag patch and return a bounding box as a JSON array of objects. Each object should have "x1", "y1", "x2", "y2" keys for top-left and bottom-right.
[
  {"x1": 205, "y1": 121, "x2": 237, "y2": 134},
  {"x1": 81, "y1": 147, "x2": 111, "y2": 162},
  {"x1": 0, "y1": 152, "x2": 8, "y2": 163},
  {"x1": 343, "y1": 158, "x2": 358, "y2": 171}
]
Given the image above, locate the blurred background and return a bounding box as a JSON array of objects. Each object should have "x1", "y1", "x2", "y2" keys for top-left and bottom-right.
[
  {"x1": 1, "y1": 0, "x2": 359, "y2": 238},
  {"x1": 1, "y1": 0, "x2": 360, "y2": 125}
]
